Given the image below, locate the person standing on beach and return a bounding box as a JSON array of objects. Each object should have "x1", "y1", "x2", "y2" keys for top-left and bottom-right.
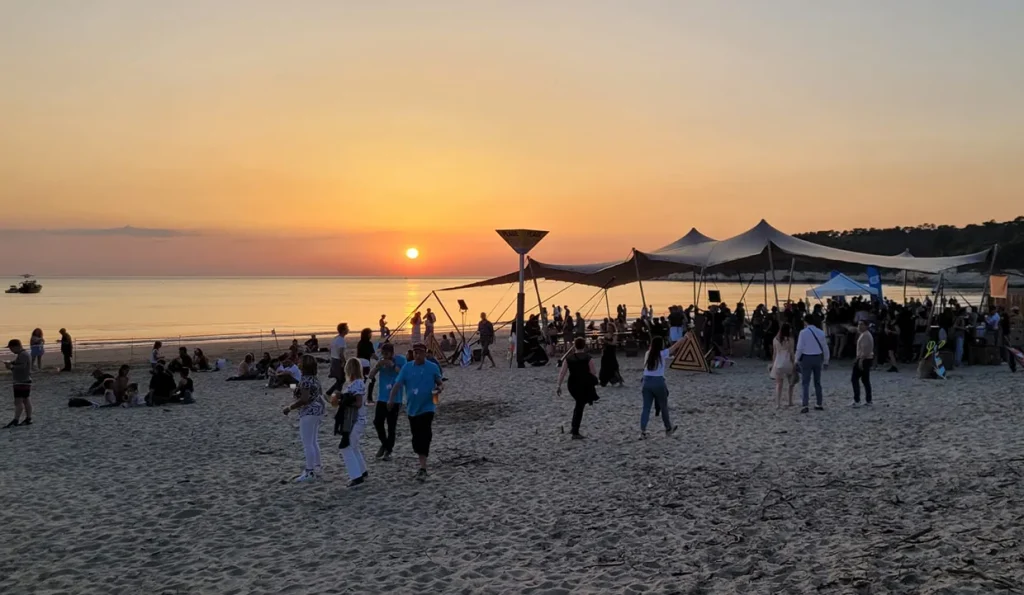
[
  {"x1": 29, "y1": 329, "x2": 44, "y2": 371},
  {"x1": 477, "y1": 313, "x2": 496, "y2": 370},
  {"x1": 4, "y1": 339, "x2": 33, "y2": 427},
  {"x1": 327, "y1": 323, "x2": 349, "y2": 395},
  {"x1": 639, "y1": 336, "x2": 683, "y2": 439},
  {"x1": 335, "y1": 358, "x2": 369, "y2": 487},
  {"x1": 282, "y1": 355, "x2": 325, "y2": 483},
  {"x1": 796, "y1": 314, "x2": 830, "y2": 413},
  {"x1": 425, "y1": 308, "x2": 437, "y2": 338},
  {"x1": 58, "y1": 328, "x2": 73, "y2": 372},
  {"x1": 411, "y1": 311, "x2": 423, "y2": 344},
  {"x1": 389, "y1": 342, "x2": 443, "y2": 482},
  {"x1": 851, "y1": 320, "x2": 874, "y2": 407},
  {"x1": 379, "y1": 315, "x2": 389, "y2": 340},
  {"x1": 771, "y1": 323, "x2": 797, "y2": 408},
  {"x1": 150, "y1": 341, "x2": 163, "y2": 372},
  {"x1": 369, "y1": 343, "x2": 406, "y2": 461},
  {"x1": 557, "y1": 337, "x2": 600, "y2": 439}
]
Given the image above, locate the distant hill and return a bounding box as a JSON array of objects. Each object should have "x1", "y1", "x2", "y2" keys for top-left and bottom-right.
[{"x1": 795, "y1": 217, "x2": 1024, "y2": 272}]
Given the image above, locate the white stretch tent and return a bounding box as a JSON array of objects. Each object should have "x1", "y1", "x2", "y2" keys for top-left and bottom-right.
[{"x1": 806, "y1": 273, "x2": 878, "y2": 299}]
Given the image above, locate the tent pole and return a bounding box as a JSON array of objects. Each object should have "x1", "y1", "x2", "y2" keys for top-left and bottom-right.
[
  {"x1": 692, "y1": 270, "x2": 697, "y2": 306},
  {"x1": 430, "y1": 291, "x2": 466, "y2": 346},
  {"x1": 979, "y1": 244, "x2": 999, "y2": 312},
  {"x1": 633, "y1": 249, "x2": 648, "y2": 312},
  {"x1": 737, "y1": 273, "x2": 756, "y2": 305},
  {"x1": 604, "y1": 289, "x2": 612, "y2": 320},
  {"x1": 695, "y1": 266, "x2": 707, "y2": 310},
  {"x1": 785, "y1": 258, "x2": 796, "y2": 304},
  {"x1": 763, "y1": 270, "x2": 768, "y2": 306},
  {"x1": 528, "y1": 261, "x2": 551, "y2": 346},
  {"x1": 919, "y1": 273, "x2": 942, "y2": 359},
  {"x1": 767, "y1": 243, "x2": 780, "y2": 310},
  {"x1": 902, "y1": 269, "x2": 908, "y2": 304},
  {"x1": 388, "y1": 293, "x2": 433, "y2": 343}
]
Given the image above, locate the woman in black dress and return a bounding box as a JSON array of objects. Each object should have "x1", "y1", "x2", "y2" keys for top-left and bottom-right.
[
  {"x1": 599, "y1": 331, "x2": 624, "y2": 387},
  {"x1": 356, "y1": 328, "x2": 377, "y2": 402},
  {"x1": 556, "y1": 337, "x2": 600, "y2": 439}
]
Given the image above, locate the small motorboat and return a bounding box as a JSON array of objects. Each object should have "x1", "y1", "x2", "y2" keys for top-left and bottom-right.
[{"x1": 5, "y1": 275, "x2": 42, "y2": 294}]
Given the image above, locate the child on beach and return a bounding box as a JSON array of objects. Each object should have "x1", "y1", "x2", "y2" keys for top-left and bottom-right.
[
  {"x1": 175, "y1": 368, "x2": 195, "y2": 404},
  {"x1": 29, "y1": 329, "x2": 44, "y2": 371},
  {"x1": 4, "y1": 339, "x2": 33, "y2": 427},
  {"x1": 283, "y1": 355, "x2": 325, "y2": 483},
  {"x1": 333, "y1": 358, "x2": 368, "y2": 487},
  {"x1": 102, "y1": 378, "x2": 118, "y2": 407}
]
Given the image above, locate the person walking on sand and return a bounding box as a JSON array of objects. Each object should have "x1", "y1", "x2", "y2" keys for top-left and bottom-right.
[
  {"x1": 334, "y1": 358, "x2": 369, "y2": 487},
  {"x1": 4, "y1": 339, "x2": 33, "y2": 427},
  {"x1": 477, "y1": 313, "x2": 496, "y2": 369},
  {"x1": 557, "y1": 337, "x2": 600, "y2": 439},
  {"x1": 282, "y1": 355, "x2": 325, "y2": 483},
  {"x1": 851, "y1": 320, "x2": 874, "y2": 407},
  {"x1": 369, "y1": 343, "x2": 406, "y2": 461},
  {"x1": 389, "y1": 342, "x2": 444, "y2": 482},
  {"x1": 771, "y1": 323, "x2": 797, "y2": 407},
  {"x1": 639, "y1": 336, "x2": 684, "y2": 439},
  {"x1": 327, "y1": 323, "x2": 349, "y2": 395},
  {"x1": 58, "y1": 328, "x2": 73, "y2": 372},
  {"x1": 796, "y1": 313, "x2": 830, "y2": 413},
  {"x1": 29, "y1": 329, "x2": 44, "y2": 371}
]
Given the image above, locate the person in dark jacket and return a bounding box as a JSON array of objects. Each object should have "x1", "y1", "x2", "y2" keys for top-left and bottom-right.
[{"x1": 59, "y1": 328, "x2": 74, "y2": 372}]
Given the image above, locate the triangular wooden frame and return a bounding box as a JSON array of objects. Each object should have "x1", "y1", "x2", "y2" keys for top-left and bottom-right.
[
  {"x1": 426, "y1": 334, "x2": 447, "y2": 366},
  {"x1": 669, "y1": 332, "x2": 711, "y2": 373}
]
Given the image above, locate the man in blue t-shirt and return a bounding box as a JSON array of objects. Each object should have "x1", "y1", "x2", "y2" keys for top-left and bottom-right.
[
  {"x1": 368, "y1": 343, "x2": 406, "y2": 461},
  {"x1": 389, "y1": 342, "x2": 444, "y2": 481}
]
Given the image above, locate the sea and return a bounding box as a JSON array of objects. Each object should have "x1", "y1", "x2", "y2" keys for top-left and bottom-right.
[{"x1": 0, "y1": 277, "x2": 944, "y2": 350}]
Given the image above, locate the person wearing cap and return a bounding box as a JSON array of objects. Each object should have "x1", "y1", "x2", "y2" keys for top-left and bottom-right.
[
  {"x1": 389, "y1": 342, "x2": 443, "y2": 482},
  {"x1": 4, "y1": 339, "x2": 33, "y2": 427},
  {"x1": 368, "y1": 343, "x2": 406, "y2": 461}
]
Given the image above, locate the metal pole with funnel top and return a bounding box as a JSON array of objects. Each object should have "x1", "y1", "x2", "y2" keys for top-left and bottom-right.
[{"x1": 497, "y1": 229, "x2": 548, "y2": 368}]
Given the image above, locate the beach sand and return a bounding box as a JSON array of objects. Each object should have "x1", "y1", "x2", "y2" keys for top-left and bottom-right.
[{"x1": 2, "y1": 349, "x2": 1024, "y2": 594}]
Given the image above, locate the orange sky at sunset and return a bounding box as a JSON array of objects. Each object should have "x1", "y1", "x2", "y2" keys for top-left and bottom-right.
[{"x1": 2, "y1": 1, "x2": 1023, "y2": 276}]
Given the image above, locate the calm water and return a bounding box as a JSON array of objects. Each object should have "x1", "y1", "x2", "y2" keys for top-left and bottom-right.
[{"x1": 1, "y1": 277, "x2": 940, "y2": 348}]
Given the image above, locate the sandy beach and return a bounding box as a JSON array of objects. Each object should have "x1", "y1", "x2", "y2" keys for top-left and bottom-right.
[{"x1": 2, "y1": 350, "x2": 1024, "y2": 594}]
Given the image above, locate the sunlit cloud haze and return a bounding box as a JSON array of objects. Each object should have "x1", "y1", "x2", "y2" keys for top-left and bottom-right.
[{"x1": 2, "y1": 1, "x2": 1023, "y2": 276}]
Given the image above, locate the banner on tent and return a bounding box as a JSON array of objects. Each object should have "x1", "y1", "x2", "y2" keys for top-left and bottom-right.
[
  {"x1": 866, "y1": 266, "x2": 883, "y2": 301},
  {"x1": 669, "y1": 332, "x2": 711, "y2": 373}
]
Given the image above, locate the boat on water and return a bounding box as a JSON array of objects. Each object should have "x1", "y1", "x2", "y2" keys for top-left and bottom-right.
[{"x1": 5, "y1": 275, "x2": 42, "y2": 294}]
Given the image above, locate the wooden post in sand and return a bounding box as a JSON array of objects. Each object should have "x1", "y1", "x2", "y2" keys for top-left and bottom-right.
[
  {"x1": 766, "y1": 243, "x2": 780, "y2": 311},
  {"x1": 785, "y1": 258, "x2": 796, "y2": 304},
  {"x1": 632, "y1": 248, "x2": 648, "y2": 313},
  {"x1": 763, "y1": 271, "x2": 768, "y2": 307}
]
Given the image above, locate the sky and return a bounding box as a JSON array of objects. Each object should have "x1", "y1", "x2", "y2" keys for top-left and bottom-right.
[{"x1": 1, "y1": 0, "x2": 1023, "y2": 276}]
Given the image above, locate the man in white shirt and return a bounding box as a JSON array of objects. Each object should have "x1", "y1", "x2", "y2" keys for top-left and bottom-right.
[
  {"x1": 795, "y1": 314, "x2": 830, "y2": 413},
  {"x1": 327, "y1": 323, "x2": 349, "y2": 395}
]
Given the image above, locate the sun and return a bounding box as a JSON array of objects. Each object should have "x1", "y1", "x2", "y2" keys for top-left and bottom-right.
[{"x1": 405, "y1": 247, "x2": 419, "y2": 260}]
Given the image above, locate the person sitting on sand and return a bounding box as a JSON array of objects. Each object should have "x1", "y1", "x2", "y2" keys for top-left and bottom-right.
[
  {"x1": 228, "y1": 354, "x2": 262, "y2": 381},
  {"x1": 255, "y1": 352, "x2": 273, "y2": 377},
  {"x1": 174, "y1": 369, "x2": 195, "y2": 404},
  {"x1": 147, "y1": 364, "x2": 177, "y2": 406},
  {"x1": 304, "y1": 334, "x2": 320, "y2": 353},
  {"x1": 193, "y1": 348, "x2": 211, "y2": 371},
  {"x1": 150, "y1": 341, "x2": 163, "y2": 372},
  {"x1": 113, "y1": 365, "x2": 133, "y2": 403},
  {"x1": 101, "y1": 378, "x2": 119, "y2": 407},
  {"x1": 440, "y1": 334, "x2": 452, "y2": 352},
  {"x1": 268, "y1": 358, "x2": 302, "y2": 388},
  {"x1": 87, "y1": 369, "x2": 115, "y2": 396},
  {"x1": 168, "y1": 347, "x2": 194, "y2": 374}
]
